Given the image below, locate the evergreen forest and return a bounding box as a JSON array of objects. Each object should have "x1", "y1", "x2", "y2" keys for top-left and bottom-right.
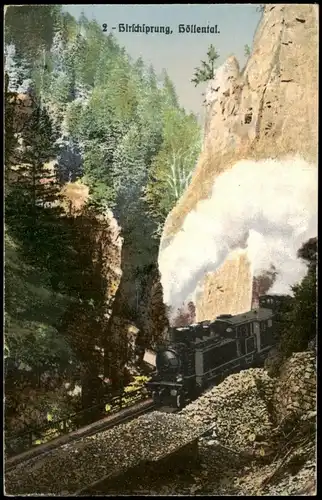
[{"x1": 4, "y1": 5, "x2": 201, "y2": 450}]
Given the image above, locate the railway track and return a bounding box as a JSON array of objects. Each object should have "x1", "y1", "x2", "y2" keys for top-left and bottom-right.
[
  {"x1": 74, "y1": 410, "x2": 203, "y2": 496},
  {"x1": 6, "y1": 398, "x2": 156, "y2": 472},
  {"x1": 6, "y1": 402, "x2": 203, "y2": 496}
]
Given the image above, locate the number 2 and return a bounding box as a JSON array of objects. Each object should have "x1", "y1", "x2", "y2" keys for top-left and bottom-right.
[{"x1": 102, "y1": 24, "x2": 108, "y2": 32}]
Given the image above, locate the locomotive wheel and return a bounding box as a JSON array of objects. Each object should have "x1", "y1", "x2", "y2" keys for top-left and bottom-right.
[
  {"x1": 176, "y1": 391, "x2": 185, "y2": 409},
  {"x1": 152, "y1": 391, "x2": 161, "y2": 406}
]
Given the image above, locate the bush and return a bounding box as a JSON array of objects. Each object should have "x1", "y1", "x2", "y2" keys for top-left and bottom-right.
[{"x1": 275, "y1": 238, "x2": 317, "y2": 364}]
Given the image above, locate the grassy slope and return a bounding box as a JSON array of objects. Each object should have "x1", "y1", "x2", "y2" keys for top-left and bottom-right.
[{"x1": 5, "y1": 231, "x2": 74, "y2": 366}]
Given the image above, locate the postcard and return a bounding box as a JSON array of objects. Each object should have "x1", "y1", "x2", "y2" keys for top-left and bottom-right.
[{"x1": 4, "y1": 4, "x2": 317, "y2": 496}]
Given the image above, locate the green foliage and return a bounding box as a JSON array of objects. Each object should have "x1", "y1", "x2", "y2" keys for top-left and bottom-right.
[
  {"x1": 43, "y1": 16, "x2": 202, "y2": 247},
  {"x1": 160, "y1": 69, "x2": 179, "y2": 108},
  {"x1": 5, "y1": 232, "x2": 74, "y2": 372},
  {"x1": 63, "y1": 100, "x2": 84, "y2": 140},
  {"x1": 144, "y1": 108, "x2": 201, "y2": 233},
  {"x1": 5, "y1": 5, "x2": 62, "y2": 102},
  {"x1": 278, "y1": 238, "x2": 317, "y2": 359},
  {"x1": 5, "y1": 9, "x2": 202, "y2": 421},
  {"x1": 4, "y1": 81, "x2": 17, "y2": 185},
  {"x1": 7, "y1": 10, "x2": 201, "y2": 235},
  {"x1": 103, "y1": 376, "x2": 149, "y2": 413},
  {"x1": 191, "y1": 44, "x2": 220, "y2": 87},
  {"x1": 244, "y1": 44, "x2": 251, "y2": 57},
  {"x1": 5, "y1": 105, "x2": 70, "y2": 290},
  {"x1": 124, "y1": 375, "x2": 149, "y2": 393},
  {"x1": 112, "y1": 124, "x2": 146, "y2": 202},
  {"x1": 6, "y1": 8, "x2": 201, "y2": 232},
  {"x1": 5, "y1": 5, "x2": 62, "y2": 59}
]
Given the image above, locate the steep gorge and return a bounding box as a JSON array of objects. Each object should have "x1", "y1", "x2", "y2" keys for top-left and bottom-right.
[{"x1": 159, "y1": 4, "x2": 318, "y2": 322}]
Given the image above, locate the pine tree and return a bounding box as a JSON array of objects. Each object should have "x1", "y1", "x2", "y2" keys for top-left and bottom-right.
[
  {"x1": 4, "y1": 44, "x2": 19, "y2": 91},
  {"x1": 161, "y1": 69, "x2": 179, "y2": 108},
  {"x1": 5, "y1": 5, "x2": 62, "y2": 60},
  {"x1": 31, "y1": 48, "x2": 53, "y2": 101},
  {"x1": 75, "y1": 19, "x2": 106, "y2": 88},
  {"x1": 65, "y1": 50, "x2": 76, "y2": 102},
  {"x1": 112, "y1": 124, "x2": 146, "y2": 204},
  {"x1": 244, "y1": 44, "x2": 251, "y2": 57},
  {"x1": 93, "y1": 35, "x2": 119, "y2": 89},
  {"x1": 5, "y1": 104, "x2": 65, "y2": 283},
  {"x1": 79, "y1": 101, "x2": 125, "y2": 211},
  {"x1": 133, "y1": 56, "x2": 145, "y2": 85},
  {"x1": 5, "y1": 73, "x2": 18, "y2": 186},
  {"x1": 105, "y1": 56, "x2": 138, "y2": 124},
  {"x1": 191, "y1": 44, "x2": 220, "y2": 87},
  {"x1": 5, "y1": 44, "x2": 33, "y2": 93},
  {"x1": 72, "y1": 33, "x2": 88, "y2": 85},
  {"x1": 135, "y1": 68, "x2": 164, "y2": 166},
  {"x1": 146, "y1": 64, "x2": 158, "y2": 91}
]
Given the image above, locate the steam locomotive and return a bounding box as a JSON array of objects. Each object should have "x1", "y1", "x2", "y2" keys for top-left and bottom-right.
[{"x1": 146, "y1": 294, "x2": 290, "y2": 409}]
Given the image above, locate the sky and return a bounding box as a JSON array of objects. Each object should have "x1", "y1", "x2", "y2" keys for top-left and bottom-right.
[{"x1": 63, "y1": 4, "x2": 262, "y2": 120}]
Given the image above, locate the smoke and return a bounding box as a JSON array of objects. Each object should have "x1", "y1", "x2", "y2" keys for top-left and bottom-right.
[{"x1": 159, "y1": 157, "x2": 317, "y2": 313}]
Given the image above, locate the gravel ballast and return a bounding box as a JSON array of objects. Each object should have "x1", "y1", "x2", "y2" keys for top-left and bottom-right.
[
  {"x1": 5, "y1": 412, "x2": 208, "y2": 495},
  {"x1": 180, "y1": 368, "x2": 275, "y2": 452},
  {"x1": 5, "y1": 361, "x2": 316, "y2": 496}
]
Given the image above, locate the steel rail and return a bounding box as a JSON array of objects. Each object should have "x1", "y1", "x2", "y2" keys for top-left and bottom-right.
[{"x1": 6, "y1": 398, "x2": 155, "y2": 472}]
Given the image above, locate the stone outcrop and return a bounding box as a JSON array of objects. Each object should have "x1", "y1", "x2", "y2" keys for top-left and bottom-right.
[
  {"x1": 60, "y1": 181, "x2": 123, "y2": 306},
  {"x1": 195, "y1": 249, "x2": 252, "y2": 322},
  {"x1": 60, "y1": 181, "x2": 90, "y2": 214},
  {"x1": 273, "y1": 350, "x2": 316, "y2": 423},
  {"x1": 7, "y1": 91, "x2": 36, "y2": 134},
  {"x1": 138, "y1": 265, "x2": 169, "y2": 348},
  {"x1": 159, "y1": 4, "x2": 318, "y2": 321}
]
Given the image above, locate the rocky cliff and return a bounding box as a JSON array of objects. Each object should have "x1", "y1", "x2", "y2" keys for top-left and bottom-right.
[
  {"x1": 159, "y1": 4, "x2": 318, "y2": 322},
  {"x1": 61, "y1": 181, "x2": 123, "y2": 306}
]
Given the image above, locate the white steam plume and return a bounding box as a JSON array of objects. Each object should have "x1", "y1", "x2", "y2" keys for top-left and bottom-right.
[{"x1": 159, "y1": 157, "x2": 317, "y2": 311}]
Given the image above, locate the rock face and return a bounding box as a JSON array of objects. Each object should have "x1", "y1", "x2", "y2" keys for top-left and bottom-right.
[
  {"x1": 59, "y1": 182, "x2": 124, "y2": 395},
  {"x1": 7, "y1": 91, "x2": 36, "y2": 134},
  {"x1": 195, "y1": 249, "x2": 252, "y2": 322},
  {"x1": 60, "y1": 182, "x2": 123, "y2": 306},
  {"x1": 138, "y1": 265, "x2": 169, "y2": 347},
  {"x1": 273, "y1": 350, "x2": 316, "y2": 423},
  {"x1": 159, "y1": 4, "x2": 318, "y2": 321}
]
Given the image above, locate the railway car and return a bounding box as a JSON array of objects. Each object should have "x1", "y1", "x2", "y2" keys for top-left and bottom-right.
[{"x1": 146, "y1": 294, "x2": 288, "y2": 409}]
